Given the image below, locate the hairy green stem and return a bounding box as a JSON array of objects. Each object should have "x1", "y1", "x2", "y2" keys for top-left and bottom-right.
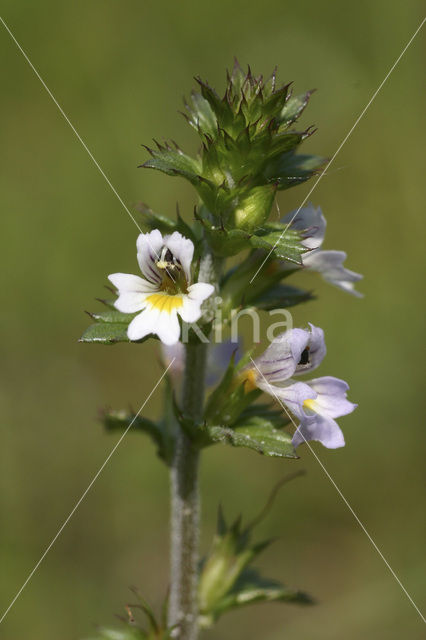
[
  {"x1": 168, "y1": 245, "x2": 221, "y2": 639},
  {"x1": 168, "y1": 341, "x2": 207, "y2": 639}
]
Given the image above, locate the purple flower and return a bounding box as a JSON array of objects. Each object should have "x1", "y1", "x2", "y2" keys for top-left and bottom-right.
[
  {"x1": 291, "y1": 376, "x2": 357, "y2": 449},
  {"x1": 253, "y1": 323, "x2": 326, "y2": 383},
  {"x1": 281, "y1": 204, "x2": 363, "y2": 297},
  {"x1": 245, "y1": 325, "x2": 357, "y2": 449}
]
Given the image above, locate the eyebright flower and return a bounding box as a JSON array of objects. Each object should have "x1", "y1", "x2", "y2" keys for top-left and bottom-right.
[
  {"x1": 240, "y1": 324, "x2": 357, "y2": 449},
  {"x1": 282, "y1": 204, "x2": 363, "y2": 296},
  {"x1": 108, "y1": 230, "x2": 214, "y2": 345}
]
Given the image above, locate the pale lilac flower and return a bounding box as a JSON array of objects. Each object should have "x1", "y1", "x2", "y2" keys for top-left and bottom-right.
[
  {"x1": 302, "y1": 250, "x2": 363, "y2": 297},
  {"x1": 108, "y1": 230, "x2": 214, "y2": 345},
  {"x1": 291, "y1": 376, "x2": 356, "y2": 449},
  {"x1": 242, "y1": 324, "x2": 356, "y2": 449},
  {"x1": 253, "y1": 323, "x2": 326, "y2": 383},
  {"x1": 281, "y1": 204, "x2": 363, "y2": 296},
  {"x1": 282, "y1": 203, "x2": 326, "y2": 249}
]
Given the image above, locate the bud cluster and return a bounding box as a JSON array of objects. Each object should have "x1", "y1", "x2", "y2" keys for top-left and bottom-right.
[{"x1": 142, "y1": 61, "x2": 325, "y2": 257}]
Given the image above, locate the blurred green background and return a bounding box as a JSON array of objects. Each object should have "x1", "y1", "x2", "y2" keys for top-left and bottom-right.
[{"x1": 1, "y1": 1, "x2": 425, "y2": 638}]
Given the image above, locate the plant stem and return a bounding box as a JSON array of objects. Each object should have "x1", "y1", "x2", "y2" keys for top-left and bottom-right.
[
  {"x1": 168, "y1": 340, "x2": 207, "y2": 639},
  {"x1": 168, "y1": 243, "x2": 221, "y2": 639}
]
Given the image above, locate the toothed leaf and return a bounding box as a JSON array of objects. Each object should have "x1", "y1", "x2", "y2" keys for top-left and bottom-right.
[
  {"x1": 79, "y1": 322, "x2": 132, "y2": 344},
  {"x1": 249, "y1": 224, "x2": 305, "y2": 265},
  {"x1": 279, "y1": 91, "x2": 313, "y2": 125},
  {"x1": 212, "y1": 567, "x2": 313, "y2": 619},
  {"x1": 264, "y1": 151, "x2": 326, "y2": 189},
  {"x1": 79, "y1": 302, "x2": 151, "y2": 345},
  {"x1": 200, "y1": 419, "x2": 297, "y2": 459},
  {"x1": 185, "y1": 92, "x2": 218, "y2": 137},
  {"x1": 142, "y1": 149, "x2": 201, "y2": 183},
  {"x1": 87, "y1": 309, "x2": 137, "y2": 324},
  {"x1": 101, "y1": 409, "x2": 172, "y2": 463}
]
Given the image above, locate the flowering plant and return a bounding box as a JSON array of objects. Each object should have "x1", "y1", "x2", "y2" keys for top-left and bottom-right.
[{"x1": 81, "y1": 61, "x2": 361, "y2": 640}]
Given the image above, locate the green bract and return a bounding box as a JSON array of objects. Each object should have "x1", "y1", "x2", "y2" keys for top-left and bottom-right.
[
  {"x1": 198, "y1": 506, "x2": 312, "y2": 628},
  {"x1": 84, "y1": 588, "x2": 176, "y2": 640},
  {"x1": 141, "y1": 61, "x2": 325, "y2": 255},
  {"x1": 79, "y1": 299, "x2": 152, "y2": 345}
]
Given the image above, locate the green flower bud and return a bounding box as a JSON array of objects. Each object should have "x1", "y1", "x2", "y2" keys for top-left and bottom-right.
[
  {"x1": 141, "y1": 61, "x2": 326, "y2": 255},
  {"x1": 198, "y1": 509, "x2": 270, "y2": 625},
  {"x1": 198, "y1": 506, "x2": 312, "y2": 629},
  {"x1": 231, "y1": 185, "x2": 276, "y2": 232}
]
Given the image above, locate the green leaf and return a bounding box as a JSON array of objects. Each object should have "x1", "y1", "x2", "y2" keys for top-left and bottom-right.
[
  {"x1": 236, "y1": 403, "x2": 291, "y2": 428},
  {"x1": 203, "y1": 352, "x2": 238, "y2": 421},
  {"x1": 264, "y1": 151, "x2": 326, "y2": 190},
  {"x1": 184, "y1": 91, "x2": 218, "y2": 137},
  {"x1": 175, "y1": 211, "x2": 198, "y2": 245},
  {"x1": 136, "y1": 203, "x2": 200, "y2": 246},
  {"x1": 205, "y1": 226, "x2": 251, "y2": 258},
  {"x1": 269, "y1": 131, "x2": 305, "y2": 156},
  {"x1": 196, "y1": 77, "x2": 244, "y2": 135},
  {"x1": 80, "y1": 299, "x2": 157, "y2": 345},
  {"x1": 199, "y1": 511, "x2": 272, "y2": 619},
  {"x1": 128, "y1": 587, "x2": 160, "y2": 634},
  {"x1": 216, "y1": 567, "x2": 313, "y2": 616},
  {"x1": 261, "y1": 83, "x2": 291, "y2": 120},
  {"x1": 141, "y1": 147, "x2": 201, "y2": 184},
  {"x1": 87, "y1": 309, "x2": 137, "y2": 324},
  {"x1": 279, "y1": 91, "x2": 313, "y2": 125},
  {"x1": 201, "y1": 417, "x2": 297, "y2": 459},
  {"x1": 250, "y1": 224, "x2": 305, "y2": 265},
  {"x1": 79, "y1": 322, "x2": 132, "y2": 344},
  {"x1": 251, "y1": 283, "x2": 314, "y2": 310},
  {"x1": 102, "y1": 408, "x2": 174, "y2": 465},
  {"x1": 203, "y1": 353, "x2": 260, "y2": 427},
  {"x1": 136, "y1": 203, "x2": 176, "y2": 233},
  {"x1": 199, "y1": 494, "x2": 311, "y2": 628}
]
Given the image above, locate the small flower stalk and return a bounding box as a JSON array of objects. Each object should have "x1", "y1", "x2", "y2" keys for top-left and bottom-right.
[{"x1": 81, "y1": 62, "x2": 361, "y2": 640}]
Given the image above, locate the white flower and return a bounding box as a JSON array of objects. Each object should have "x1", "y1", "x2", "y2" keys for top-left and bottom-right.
[{"x1": 108, "y1": 230, "x2": 214, "y2": 345}]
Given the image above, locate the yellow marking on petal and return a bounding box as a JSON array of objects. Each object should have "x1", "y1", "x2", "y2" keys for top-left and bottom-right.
[
  {"x1": 146, "y1": 293, "x2": 184, "y2": 314},
  {"x1": 303, "y1": 398, "x2": 318, "y2": 412},
  {"x1": 234, "y1": 368, "x2": 258, "y2": 393}
]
